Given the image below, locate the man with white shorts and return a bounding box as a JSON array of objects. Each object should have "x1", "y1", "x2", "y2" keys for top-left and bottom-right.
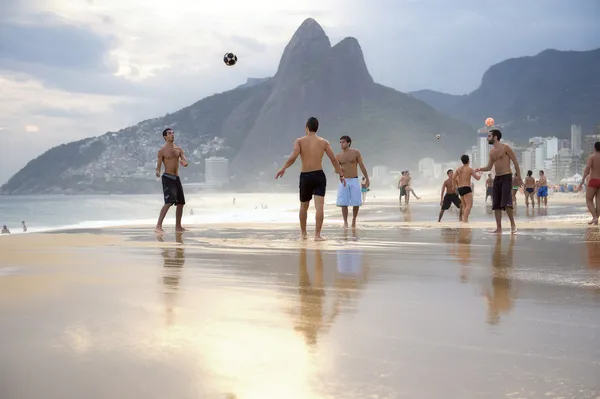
[{"x1": 336, "y1": 135, "x2": 370, "y2": 228}]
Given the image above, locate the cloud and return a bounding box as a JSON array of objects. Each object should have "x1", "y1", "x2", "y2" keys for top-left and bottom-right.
[{"x1": 24, "y1": 125, "x2": 40, "y2": 132}]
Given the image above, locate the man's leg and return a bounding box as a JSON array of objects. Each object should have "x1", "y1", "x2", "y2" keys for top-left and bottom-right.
[
  {"x1": 493, "y1": 210, "x2": 502, "y2": 233},
  {"x1": 341, "y1": 206, "x2": 349, "y2": 228},
  {"x1": 463, "y1": 193, "x2": 473, "y2": 223},
  {"x1": 175, "y1": 204, "x2": 185, "y2": 232},
  {"x1": 155, "y1": 204, "x2": 172, "y2": 232},
  {"x1": 586, "y1": 187, "x2": 598, "y2": 224},
  {"x1": 438, "y1": 208, "x2": 445, "y2": 222},
  {"x1": 506, "y1": 207, "x2": 517, "y2": 233},
  {"x1": 299, "y1": 201, "x2": 310, "y2": 239},
  {"x1": 313, "y1": 195, "x2": 326, "y2": 241},
  {"x1": 352, "y1": 206, "x2": 359, "y2": 228}
]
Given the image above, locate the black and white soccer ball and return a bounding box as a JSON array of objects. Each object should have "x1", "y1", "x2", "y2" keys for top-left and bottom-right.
[
  {"x1": 223, "y1": 52, "x2": 238, "y2": 66},
  {"x1": 436, "y1": 134, "x2": 441, "y2": 140}
]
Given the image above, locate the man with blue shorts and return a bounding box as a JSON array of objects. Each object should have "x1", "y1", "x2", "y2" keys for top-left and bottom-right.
[
  {"x1": 336, "y1": 135, "x2": 370, "y2": 228},
  {"x1": 537, "y1": 170, "x2": 548, "y2": 207}
]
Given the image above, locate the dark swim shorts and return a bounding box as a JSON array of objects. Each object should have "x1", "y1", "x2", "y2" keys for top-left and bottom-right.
[
  {"x1": 441, "y1": 193, "x2": 461, "y2": 210},
  {"x1": 299, "y1": 170, "x2": 327, "y2": 202},
  {"x1": 457, "y1": 186, "x2": 472, "y2": 197},
  {"x1": 162, "y1": 173, "x2": 186, "y2": 205},
  {"x1": 492, "y1": 173, "x2": 513, "y2": 210}
]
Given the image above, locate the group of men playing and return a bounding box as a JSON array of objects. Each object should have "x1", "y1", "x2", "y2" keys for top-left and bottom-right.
[{"x1": 154, "y1": 117, "x2": 600, "y2": 239}]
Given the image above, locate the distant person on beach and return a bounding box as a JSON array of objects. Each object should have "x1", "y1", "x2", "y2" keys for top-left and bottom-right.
[
  {"x1": 512, "y1": 173, "x2": 521, "y2": 206},
  {"x1": 476, "y1": 129, "x2": 522, "y2": 234},
  {"x1": 404, "y1": 171, "x2": 421, "y2": 204},
  {"x1": 398, "y1": 171, "x2": 407, "y2": 203},
  {"x1": 578, "y1": 141, "x2": 600, "y2": 225},
  {"x1": 336, "y1": 135, "x2": 370, "y2": 228},
  {"x1": 438, "y1": 169, "x2": 462, "y2": 222},
  {"x1": 485, "y1": 174, "x2": 493, "y2": 203},
  {"x1": 524, "y1": 170, "x2": 536, "y2": 208},
  {"x1": 22, "y1": 221, "x2": 27, "y2": 232},
  {"x1": 154, "y1": 128, "x2": 189, "y2": 233},
  {"x1": 275, "y1": 117, "x2": 346, "y2": 241},
  {"x1": 361, "y1": 177, "x2": 369, "y2": 204},
  {"x1": 537, "y1": 170, "x2": 548, "y2": 207},
  {"x1": 1, "y1": 225, "x2": 9, "y2": 234},
  {"x1": 454, "y1": 154, "x2": 482, "y2": 223}
]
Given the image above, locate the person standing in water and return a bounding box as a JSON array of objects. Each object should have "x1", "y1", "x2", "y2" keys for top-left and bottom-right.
[
  {"x1": 523, "y1": 171, "x2": 536, "y2": 208},
  {"x1": 476, "y1": 129, "x2": 522, "y2": 234},
  {"x1": 485, "y1": 174, "x2": 493, "y2": 203},
  {"x1": 578, "y1": 142, "x2": 600, "y2": 225},
  {"x1": 511, "y1": 173, "x2": 521, "y2": 206},
  {"x1": 537, "y1": 170, "x2": 549, "y2": 207},
  {"x1": 454, "y1": 154, "x2": 482, "y2": 223},
  {"x1": 155, "y1": 128, "x2": 188, "y2": 233},
  {"x1": 275, "y1": 117, "x2": 346, "y2": 241},
  {"x1": 336, "y1": 135, "x2": 370, "y2": 229},
  {"x1": 438, "y1": 169, "x2": 462, "y2": 222},
  {"x1": 404, "y1": 171, "x2": 421, "y2": 205},
  {"x1": 360, "y1": 177, "x2": 369, "y2": 204}
]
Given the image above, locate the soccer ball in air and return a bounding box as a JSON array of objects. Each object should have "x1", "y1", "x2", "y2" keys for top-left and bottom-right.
[
  {"x1": 485, "y1": 117, "x2": 495, "y2": 127},
  {"x1": 223, "y1": 52, "x2": 238, "y2": 66},
  {"x1": 436, "y1": 134, "x2": 441, "y2": 140}
]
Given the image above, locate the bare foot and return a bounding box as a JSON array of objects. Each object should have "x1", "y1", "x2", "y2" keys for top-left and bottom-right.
[
  {"x1": 490, "y1": 229, "x2": 502, "y2": 234},
  {"x1": 511, "y1": 225, "x2": 517, "y2": 234},
  {"x1": 154, "y1": 227, "x2": 164, "y2": 233},
  {"x1": 343, "y1": 223, "x2": 349, "y2": 229},
  {"x1": 314, "y1": 235, "x2": 327, "y2": 241},
  {"x1": 301, "y1": 231, "x2": 308, "y2": 240},
  {"x1": 588, "y1": 218, "x2": 598, "y2": 225},
  {"x1": 175, "y1": 227, "x2": 188, "y2": 232}
]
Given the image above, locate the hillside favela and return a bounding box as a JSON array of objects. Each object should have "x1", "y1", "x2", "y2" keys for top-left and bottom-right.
[{"x1": 1, "y1": 2, "x2": 600, "y2": 399}]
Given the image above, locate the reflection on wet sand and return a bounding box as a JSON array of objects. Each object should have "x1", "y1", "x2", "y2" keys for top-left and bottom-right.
[
  {"x1": 295, "y1": 248, "x2": 326, "y2": 347},
  {"x1": 157, "y1": 233, "x2": 185, "y2": 326},
  {"x1": 457, "y1": 227, "x2": 472, "y2": 282},
  {"x1": 584, "y1": 227, "x2": 600, "y2": 297},
  {"x1": 485, "y1": 234, "x2": 516, "y2": 325}
]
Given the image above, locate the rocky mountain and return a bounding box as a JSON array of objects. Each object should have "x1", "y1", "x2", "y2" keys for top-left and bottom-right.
[
  {"x1": 410, "y1": 48, "x2": 600, "y2": 141},
  {"x1": 2, "y1": 18, "x2": 474, "y2": 195}
]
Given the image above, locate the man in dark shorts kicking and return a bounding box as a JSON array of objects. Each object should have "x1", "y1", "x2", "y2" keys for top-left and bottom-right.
[
  {"x1": 275, "y1": 117, "x2": 346, "y2": 241},
  {"x1": 439, "y1": 169, "x2": 462, "y2": 222},
  {"x1": 476, "y1": 129, "x2": 522, "y2": 234},
  {"x1": 155, "y1": 128, "x2": 188, "y2": 233}
]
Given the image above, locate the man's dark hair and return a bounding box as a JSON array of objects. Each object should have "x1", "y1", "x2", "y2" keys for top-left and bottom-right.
[
  {"x1": 306, "y1": 117, "x2": 319, "y2": 133},
  {"x1": 340, "y1": 135, "x2": 352, "y2": 145},
  {"x1": 539, "y1": 170, "x2": 544, "y2": 175},
  {"x1": 489, "y1": 129, "x2": 502, "y2": 141},
  {"x1": 527, "y1": 170, "x2": 533, "y2": 177},
  {"x1": 461, "y1": 154, "x2": 469, "y2": 165},
  {"x1": 595, "y1": 141, "x2": 600, "y2": 151},
  {"x1": 447, "y1": 169, "x2": 453, "y2": 175},
  {"x1": 162, "y1": 128, "x2": 172, "y2": 137}
]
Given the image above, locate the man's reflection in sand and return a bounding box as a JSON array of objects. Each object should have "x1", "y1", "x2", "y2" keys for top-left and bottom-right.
[
  {"x1": 294, "y1": 247, "x2": 369, "y2": 347},
  {"x1": 399, "y1": 205, "x2": 411, "y2": 223},
  {"x1": 157, "y1": 233, "x2": 185, "y2": 326},
  {"x1": 583, "y1": 228, "x2": 600, "y2": 297},
  {"x1": 485, "y1": 234, "x2": 516, "y2": 325},
  {"x1": 456, "y1": 227, "x2": 473, "y2": 282},
  {"x1": 295, "y1": 248, "x2": 325, "y2": 347}
]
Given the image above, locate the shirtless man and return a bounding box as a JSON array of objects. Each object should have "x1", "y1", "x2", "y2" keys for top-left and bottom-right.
[
  {"x1": 336, "y1": 135, "x2": 370, "y2": 228},
  {"x1": 275, "y1": 117, "x2": 346, "y2": 241},
  {"x1": 398, "y1": 172, "x2": 407, "y2": 203},
  {"x1": 537, "y1": 170, "x2": 548, "y2": 207},
  {"x1": 454, "y1": 154, "x2": 482, "y2": 223},
  {"x1": 523, "y1": 170, "x2": 536, "y2": 208},
  {"x1": 485, "y1": 174, "x2": 493, "y2": 203},
  {"x1": 404, "y1": 171, "x2": 421, "y2": 205},
  {"x1": 476, "y1": 129, "x2": 522, "y2": 234},
  {"x1": 438, "y1": 169, "x2": 462, "y2": 222},
  {"x1": 155, "y1": 128, "x2": 188, "y2": 233},
  {"x1": 577, "y1": 141, "x2": 600, "y2": 224}
]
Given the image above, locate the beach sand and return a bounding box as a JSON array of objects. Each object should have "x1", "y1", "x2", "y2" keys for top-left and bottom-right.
[{"x1": 1, "y1": 195, "x2": 599, "y2": 399}]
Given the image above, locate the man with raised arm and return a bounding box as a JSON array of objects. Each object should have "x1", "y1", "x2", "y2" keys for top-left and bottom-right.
[
  {"x1": 476, "y1": 129, "x2": 522, "y2": 234},
  {"x1": 275, "y1": 117, "x2": 346, "y2": 241}
]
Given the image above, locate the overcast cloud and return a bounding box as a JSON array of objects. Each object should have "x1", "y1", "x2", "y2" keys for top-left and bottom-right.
[{"x1": 1, "y1": 0, "x2": 599, "y2": 184}]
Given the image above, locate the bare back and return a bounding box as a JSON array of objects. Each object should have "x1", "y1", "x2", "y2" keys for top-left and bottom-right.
[
  {"x1": 337, "y1": 148, "x2": 360, "y2": 178},
  {"x1": 159, "y1": 144, "x2": 183, "y2": 175},
  {"x1": 298, "y1": 135, "x2": 330, "y2": 172},
  {"x1": 486, "y1": 177, "x2": 493, "y2": 187},
  {"x1": 589, "y1": 153, "x2": 600, "y2": 179},
  {"x1": 490, "y1": 143, "x2": 512, "y2": 175},
  {"x1": 524, "y1": 176, "x2": 535, "y2": 188},
  {"x1": 456, "y1": 165, "x2": 475, "y2": 187}
]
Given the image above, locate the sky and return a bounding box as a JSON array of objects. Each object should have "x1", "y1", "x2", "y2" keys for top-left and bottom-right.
[{"x1": 1, "y1": 0, "x2": 599, "y2": 184}]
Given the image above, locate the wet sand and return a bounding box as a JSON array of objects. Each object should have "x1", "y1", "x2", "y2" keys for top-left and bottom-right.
[{"x1": 1, "y1": 198, "x2": 600, "y2": 399}]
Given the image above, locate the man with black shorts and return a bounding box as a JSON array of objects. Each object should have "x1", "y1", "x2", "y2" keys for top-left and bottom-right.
[
  {"x1": 476, "y1": 129, "x2": 522, "y2": 234},
  {"x1": 485, "y1": 174, "x2": 493, "y2": 203},
  {"x1": 439, "y1": 169, "x2": 462, "y2": 222},
  {"x1": 275, "y1": 117, "x2": 346, "y2": 241},
  {"x1": 155, "y1": 128, "x2": 188, "y2": 233}
]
